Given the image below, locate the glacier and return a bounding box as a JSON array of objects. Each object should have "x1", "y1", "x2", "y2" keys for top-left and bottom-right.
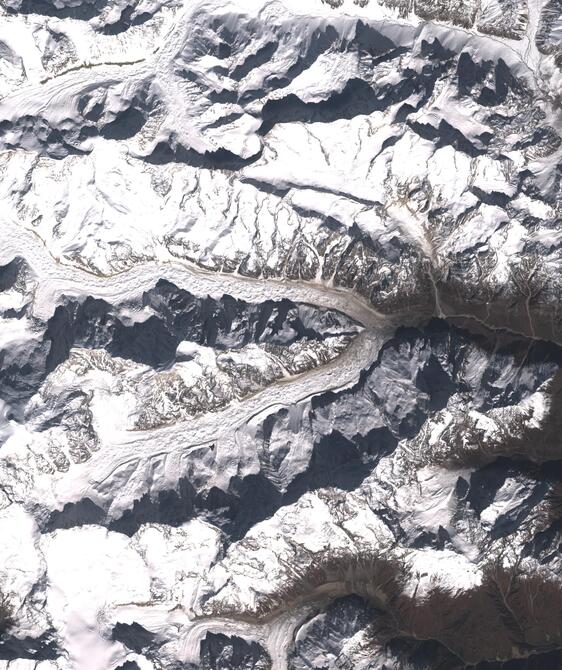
[{"x1": 0, "y1": 0, "x2": 561, "y2": 667}]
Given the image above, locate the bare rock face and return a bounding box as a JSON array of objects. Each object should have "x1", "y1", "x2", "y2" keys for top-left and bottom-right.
[{"x1": 0, "y1": 0, "x2": 560, "y2": 668}]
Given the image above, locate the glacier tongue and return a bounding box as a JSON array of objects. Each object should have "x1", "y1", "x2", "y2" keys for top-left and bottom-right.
[{"x1": 0, "y1": 0, "x2": 561, "y2": 668}]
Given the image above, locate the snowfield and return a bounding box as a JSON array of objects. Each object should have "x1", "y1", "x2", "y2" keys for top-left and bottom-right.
[{"x1": 0, "y1": 0, "x2": 561, "y2": 667}]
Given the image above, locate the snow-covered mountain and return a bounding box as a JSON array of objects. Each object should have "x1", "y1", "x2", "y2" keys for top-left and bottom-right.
[{"x1": 0, "y1": 0, "x2": 560, "y2": 667}]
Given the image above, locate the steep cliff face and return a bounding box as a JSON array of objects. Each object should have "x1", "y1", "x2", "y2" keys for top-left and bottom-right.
[{"x1": 0, "y1": 0, "x2": 560, "y2": 668}]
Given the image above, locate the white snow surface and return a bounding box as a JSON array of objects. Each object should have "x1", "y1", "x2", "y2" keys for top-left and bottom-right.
[{"x1": 0, "y1": 0, "x2": 560, "y2": 667}]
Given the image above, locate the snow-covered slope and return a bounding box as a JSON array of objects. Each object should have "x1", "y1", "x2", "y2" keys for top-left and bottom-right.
[{"x1": 0, "y1": 0, "x2": 561, "y2": 668}]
